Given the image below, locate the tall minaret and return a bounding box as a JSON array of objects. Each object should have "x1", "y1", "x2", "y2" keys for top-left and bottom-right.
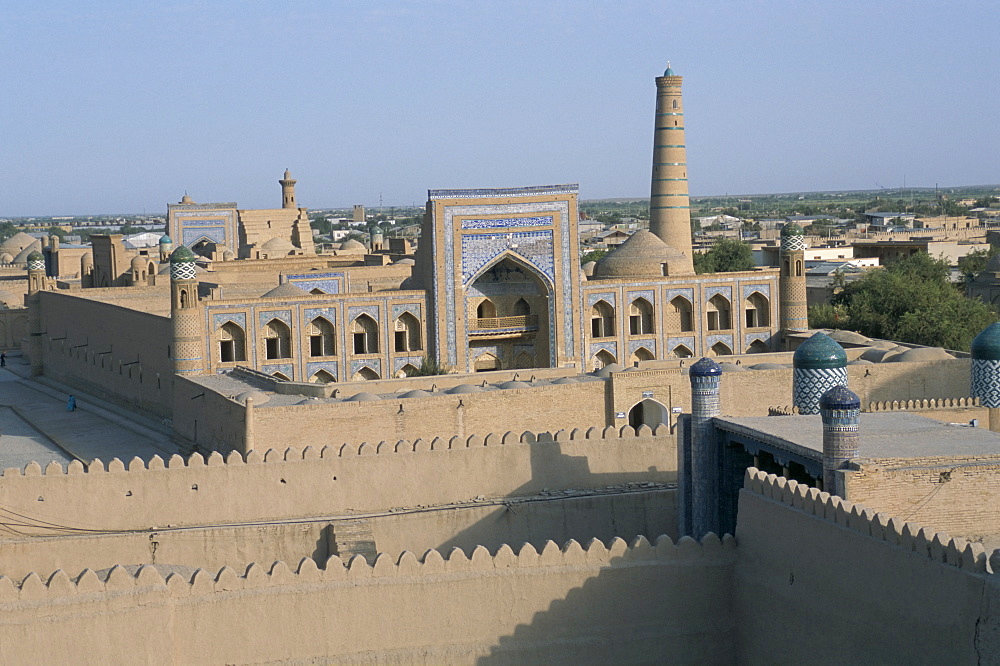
[
  {"x1": 279, "y1": 169, "x2": 297, "y2": 209},
  {"x1": 25, "y1": 251, "x2": 46, "y2": 377},
  {"x1": 779, "y1": 221, "x2": 809, "y2": 346},
  {"x1": 169, "y1": 246, "x2": 204, "y2": 376},
  {"x1": 649, "y1": 63, "x2": 694, "y2": 273}
]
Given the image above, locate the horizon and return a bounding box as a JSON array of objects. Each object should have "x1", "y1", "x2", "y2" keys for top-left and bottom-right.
[{"x1": 2, "y1": 1, "x2": 997, "y2": 218}]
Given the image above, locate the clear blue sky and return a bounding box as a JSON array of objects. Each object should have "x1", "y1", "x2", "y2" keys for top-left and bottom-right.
[{"x1": 2, "y1": 0, "x2": 997, "y2": 217}]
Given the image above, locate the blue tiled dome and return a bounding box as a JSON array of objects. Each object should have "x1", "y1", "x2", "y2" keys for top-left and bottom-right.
[
  {"x1": 690, "y1": 357, "x2": 722, "y2": 377},
  {"x1": 159, "y1": 234, "x2": 173, "y2": 244},
  {"x1": 971, "y1": 322, "x2": 1000, "y2": 361},
  {"x1": 819, "y1": 385, "x2": 860, "y2": 411},
  {"x1": 781, "y1": 222, "x2": 804, "y2": 237},
  {"x1": 169, "y1": 246, "x2": 197, "y2": 264},
  {"x1": 793, "y1": 332, "x2": 847, "y2": 370}
]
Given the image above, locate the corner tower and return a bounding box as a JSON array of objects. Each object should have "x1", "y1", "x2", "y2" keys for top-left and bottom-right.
[{"x1": 649, "y1": 63, "x2": 694, "y2": 273}]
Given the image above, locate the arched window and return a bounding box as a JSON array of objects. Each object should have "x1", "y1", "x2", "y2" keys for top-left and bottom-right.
[
  {"x1": 782, "y1": 258, "x2": 791, "y2": 277},
  {"x1": 263, "y1": 319, "x2": 291, "y2": 359},
  {"x1": 352, "y1": 366, "x2": 379, "y2": 381},
  {"x1": 309, "y1": 369, "x2": 336, "y2": 383},
  {"x1": 629, "y1": 347, "x2": 654, "y2": 365},
  {"x1": 309, "y1": 287, "x2": 325, "y2": 295},
  {"x1": 628, "y1": 399, "x2": 669, "y2": 430},
  {"x1": 272, "y1": 371, "x2": 291, "y2": 381},
  {"x1": 795, "y1": 260, "x2": 803, "y2": 277},
  {"x1": 707, "y1": 294, "x2": 732, "y2": 331},
  {"x1": 352, "y1": 314, "x2": 379, "y2": 354},
  {"x1": 474, "y1": 352, "x2": 500, "y2": 372},
  {"x1": 394, "y1": 312, "x2": 421, "y2": 352},
  {"x1": 218, "y1": 322, "x2": 247, "y2": 363},
  {"x1": 710, "y1": 341, "x2": 733, "y2": 357},
  {"x1": 629, "y1": 298, "x2": 654, "y2": 335},
  {"x1": 476, "y1": 299, "x2": 497, "y2": 319},
  {"x1": 672, "y1": 99, "x2": 678, "y2": 110},
  {"x1": 395, "y1": 364, "x2": 418, "y2": 378},
  {"x1": 668, "y1": 296, "x2": 694, "y2": 333},
  {"x1": 747, "y1": 339, "x2": 769, "y2": 354},
  {"x1": 745, "y1": 292, "x2": 770, "y2": 328},
  {"x1": 590, "y1": 301, "x2": 615, "y2": 338},
  {"x1": 593, "y1": 349, "x2": 616, "y2": 370},
  {"x1": 671, "y1": 344, "x2": 693, "y2": 358},
  {"x1": 513, "y1": 298, "x2": 531, "y2": 317},
  {"x1": 308, "y1": 318, "x2": 336, "y2": 357}
]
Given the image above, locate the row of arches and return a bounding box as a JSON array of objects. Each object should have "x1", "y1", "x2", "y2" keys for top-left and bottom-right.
[
  {"x1": 268, "y1": 361, "x2": 422, "y2": 384},
  {"x1": 215, "y1": 312, "x2": 422, "y2": 364},
  {"x1": 591, "y1": 338, "x2": 769, "y2": 370},
  {"x1": 589, "y1": 292, "x2": 770, "y2": 339},
  {"x1": 475, "y1": 297, "x2": 531, "y2": 319}
]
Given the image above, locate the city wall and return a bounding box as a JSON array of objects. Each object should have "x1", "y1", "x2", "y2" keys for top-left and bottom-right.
[
  {"x1": 37, "y1": 291, "x2": 174, "y2": 418},
  {"x1": 178, "y1": 357, "x2": 977, "y2": 454},
  {"x1": 0, "y1": 535, "x2": 736, "y2": 665},
  {"x1": 0, "y1": 490, "x2": 674, "y2": 582},
  {"x1": 842, "y1": 460, "x2": 1000, "y2": 542},
  {"x1": 0, "y1": 307, "x2": 28, "y2": 350},
  {"x1": 0, "y1": 428, "x2": 675, "y2": 534},
  {"x1": 735, "y1": 469, "x2": 1000, "y2": 663}
]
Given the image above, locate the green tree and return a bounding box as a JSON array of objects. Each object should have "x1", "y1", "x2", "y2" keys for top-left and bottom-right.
[
  {"x1": 819, "y1": 252, "x2": 995, "y2": 351},
  {"x1": 957, "y1": 247, "x2": 1000, "y2": 284},
  {"x1": 407, "y1": 356, "x2": 449, "y2": 376},
  {"x1": 693, "y1": 238, "x2": 755, "y2": 274},
  {"x1": 580, "y1": 249, "x2": 607, "y2": 266}
]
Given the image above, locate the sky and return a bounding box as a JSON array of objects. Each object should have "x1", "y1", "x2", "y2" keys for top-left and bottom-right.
[{"x1": 1, "y1": 0, "x2": 998, "y2": 217}]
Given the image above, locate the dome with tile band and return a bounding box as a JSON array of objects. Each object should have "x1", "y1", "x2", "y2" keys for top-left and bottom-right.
[{"x1": 793, "y1": 332, "x2": 847, "y2": 370}]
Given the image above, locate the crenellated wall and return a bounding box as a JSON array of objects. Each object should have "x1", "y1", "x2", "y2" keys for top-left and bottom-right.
[
  {"x1": 0, "y1": 534, "x2": 737, "y2": 665},
  {"x1": 735, "y1": 468, "x2": 1000, "y2": 663},
  {"x1": 0, "y1": 426, "x2": 676, "y2": 534}
]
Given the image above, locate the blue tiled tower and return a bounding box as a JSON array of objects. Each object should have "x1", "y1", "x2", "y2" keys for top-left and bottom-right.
[
  {"x1": 971, "y1": 322, "x2": 1000, "y2": 431},
  {"x1": 819, "y1": 385, "x2": 861, "y2": 495},
  {"x1": 684, "y1": 357, "x2": 723, "y2": 539},
  {"x1": 793, "y1": 332, "x2": 848, "y2": 415}
]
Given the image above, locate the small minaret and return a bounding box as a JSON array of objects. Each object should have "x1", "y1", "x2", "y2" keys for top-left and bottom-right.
[
  {"x1": 169, "y1": 246, "x2": 204, "y2": 376},
  {"x1": 649, "y1": 62, "x2": 694, "y2": 273},
  {"x1": 792, "y1": 332, "x2": 847, "y2": 415},
  {"x1": 971, "y1": 322, "x2": 1000, "y2": 432},
  {"x1": 279, "y1": 169, "x2": 297, "y2": 209},
  {"x1": 25, "y1": 250, "x2": 46, "y2": 377},
  {"x1": 80, "y1": 252, "x2": 93, "y2": 288},
  {"x1": 779, "y1": 222, "x2": 808, "y2": 348},
  {"x1": 682, "y1": 357, "x2": 723, "y2": 539},
  {"x1": 159, "y1": 234, "x2": 173, "y2": 262},
  {"x1": 820, "y1": 385, "x2": 861, "y2": 495}
]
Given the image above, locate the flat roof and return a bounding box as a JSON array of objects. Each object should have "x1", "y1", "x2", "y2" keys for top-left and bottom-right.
[{"x1": 716, "y1": 413, "x2": 1000, "y2": 463}]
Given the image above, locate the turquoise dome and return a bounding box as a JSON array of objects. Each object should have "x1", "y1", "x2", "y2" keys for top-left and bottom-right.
[
  {"x1": 159, "y1": 234, "x2": 173, "y2": 245},
  {"x1": 793, "y1": 332, "x2": 847, "y2": 370},
  {"x1": 690, "y1": 357, "x2": 722, "y2": 377},
  {"x1": 169, "y1": 245, "x2": 197, "y2": 264},
  {"x1": 819, "y1": 385, "x2": 860, "y2": 411},
  {"x1": 781, "y1": 222, "x2": 804, "y2": 237},
  {"x1": 971, "y1": 322, "x2": 1000, "y2": 361},
  {"x1": 664, "y1": 66, "x2": 676, "y2": 76},
  {"x1": 26, "y1": 250, "x2": 44, "y2": 262}
]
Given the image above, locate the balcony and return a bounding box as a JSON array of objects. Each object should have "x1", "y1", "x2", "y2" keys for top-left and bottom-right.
[{"x1": 470, "y1": 315, "x2": 539, "y2": 338}]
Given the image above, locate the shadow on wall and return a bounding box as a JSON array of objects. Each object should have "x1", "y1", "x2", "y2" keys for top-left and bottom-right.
[
  {"x1": 431, "y1": 426, "x2": 677, "y2": 557},
  {"x1": 476, "y1": 534, "x2": 737, "y2": 665}
]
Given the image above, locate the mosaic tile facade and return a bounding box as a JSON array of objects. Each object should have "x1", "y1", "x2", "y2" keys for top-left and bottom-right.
[
  {"x1": 258, "y1": 310, "x2": 292, "y2": 329},
  {"x1": 212, "y1": 312, "x2": 247, "y2": 331},
  {"x1": 793, "y1": 367, "x2": 849, "y2": 415},
  {"x1": 460, "y1": 216, "x2": 553, "y2": 230},
  {"x1": 971, "y1": 359, "x2": 1000, "y2": 408},
  {"x1": 305, "y1": 361, "x2": 338, "y2": 380},
  {"x1": 286, "y1": 272, "x2": 344, "y2": 295},
  {"x1": 460, "y1": 232, "x2": 554, "y2": 286}
]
